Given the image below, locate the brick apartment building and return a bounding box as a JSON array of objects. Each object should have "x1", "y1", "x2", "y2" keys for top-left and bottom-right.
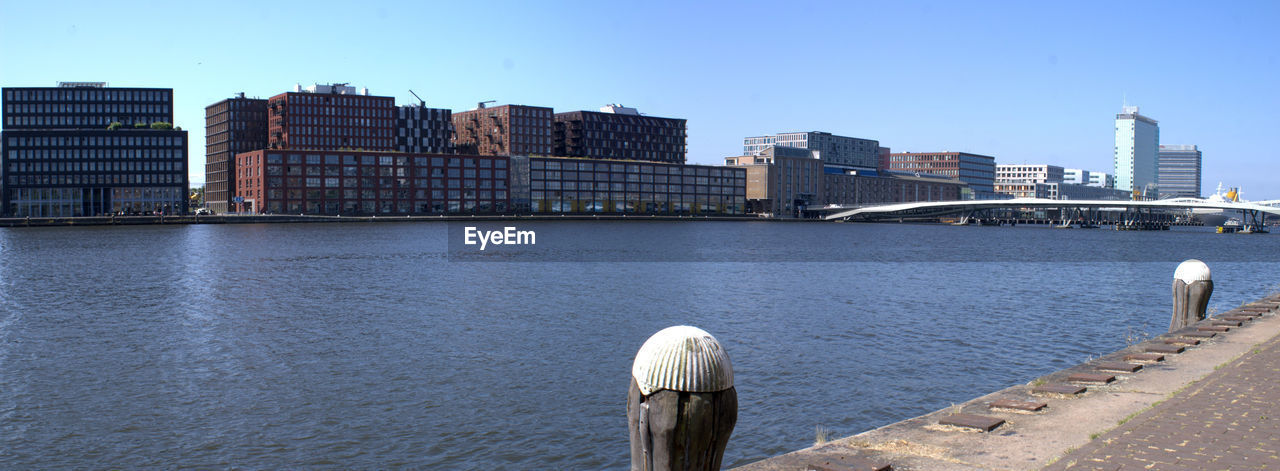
[
  {"x1": 267, "y1": 83, "x2": 395, "y2": 151},
  {"x1": 205, "y1": 93, "x2": 267, "y2": 213},
  {"x1": 452, "y1": 103, "x2": 553, "y2": 156}
]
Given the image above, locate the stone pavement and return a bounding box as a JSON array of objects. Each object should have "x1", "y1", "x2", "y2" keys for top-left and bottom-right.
[
  {"x1": 734, "y1": 295, "x2": 1280, "y2": 471},
  {"x1": 1045, "y1": 314, "x2": 1280, "y2": 470}
]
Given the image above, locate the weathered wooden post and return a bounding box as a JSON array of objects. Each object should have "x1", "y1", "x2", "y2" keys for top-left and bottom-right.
[
  {"x1": 628, "y1": 326, "x2": 737, "y2": 471},
  {"x1": 1170, "y1": 259, "x2": 1213, "y2": 331}
]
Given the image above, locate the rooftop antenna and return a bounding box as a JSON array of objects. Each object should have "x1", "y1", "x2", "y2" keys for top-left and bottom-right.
[{"x1": 408, "y1": 89, "x2": 425, "y2": 107}]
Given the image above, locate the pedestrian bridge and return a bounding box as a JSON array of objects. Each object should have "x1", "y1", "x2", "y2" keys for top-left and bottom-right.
[{"x1": 822, "y1": 197, "x2": 1280, "y2": 228}]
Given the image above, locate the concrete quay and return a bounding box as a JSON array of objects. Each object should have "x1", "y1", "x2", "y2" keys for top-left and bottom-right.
[
  {"x1": 0, "y1": 213, "x2": 766, "y2": 227},
  {"x1": 734, "y1": 294, "x2": 1280, "y2": 471}
]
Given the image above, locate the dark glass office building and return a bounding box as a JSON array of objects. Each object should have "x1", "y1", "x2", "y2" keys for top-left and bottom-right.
[{"x1": 1, "y1": 82, "x2": 189, "y2": 216}]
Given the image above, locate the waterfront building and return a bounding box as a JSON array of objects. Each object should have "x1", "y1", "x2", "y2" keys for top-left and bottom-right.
[
  {"x1": 233, "y1": 150, "x2": 510, "y2": 214},
  {"x1": 1, "y1": 82, "x2": 189, "y2": 216},
  {"x1": 1088, "y1": 171, "x2": 1115, "y2": 188},
  {"x1": 743, "y1": 131, "x2": 879, "y2": 169},
  {"x1": 1052, "y1": 182, "x2": 1130, "y2": 200},
  {"x1": 877, "y1": 146, "x2": 891, "y2": 171},
  {"x1": 1063, "y1": 168, "x2": 1090, "y2": 185},
  {"x1": 826, "y1": 170, "x2": 964, "y2": 206},
  {"x1": 1114, "y1": 105, "x2": 1159, "y2": 196},
  {"x1": 886, "y1": 151, "x2": 996, "y2": 199},
  {"x1": 267, "y1": 83, "x2": 395, "y2": 151},
  {"x1": 452, "y1": 103, "x2": 554, "y2": 156},
  {"x1": 205, "y1": 93, "x2": 268, "y2": 214},
  {"x1": 724, "y1": 146, "x2": 824, "y2": 216},
  {"x1": 516, "y1": 156, "x2": 745, "y2": 215},
  {"x1": 996, "y1": 164, "x2": 1063, "y2": 184},
  {"x1": 552, "y1": 105, "x2": 687, "y2": 164},
  {"x1": 1157, "y1": 144, "x2": 1202, "y2": 198},
  {"x1": 994, "y1": 164, "x2": 1064, "y2": 198},
  {"x1": 396, "y1": 104, "x2": 454, "y2": 154}
]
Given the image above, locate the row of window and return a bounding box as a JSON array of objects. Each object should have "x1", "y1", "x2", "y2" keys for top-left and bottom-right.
[
  {"x1": 9, "y1": 160, "x2": 182, "y2": 173},
  {"x1": 6, "y1": 102, "x2": 170, "y2": 115},
  {"x1": 531, "y1": 159, "x2": 743, "y2": 178},
  {"x1": 282, "y1": 104, "x2": 391, "y2": 118},
  {"x1": 7, "y1": 135, "x2": 184, "y2": 147},
  {"x1": 8, "y1": 173, "x2": 182, "y2": 186},
  {"x1": 256, "y1": 166, "x2": 508, "y2": 179},
  {"x1": 250, "y1": 177, "x2": 509, "y2": 191},
  {"x1": 6, "y1": 115, "x2": 169, "y2": 127},
  {"x1": 531, "y1": 182, "x2": 743, "y2": 195},
  {"x1": 259, "y1": 200, "x2": 508, "y2": 215},
  {"x1": 263, "y1": 189, "x2": 508, "y2": 202},
  {"x1": 7, "y1": 148, "x2": 185, "y2": 161},
  {"x1": 532, "y1": 171, "x2": 739, "y2": 185},
  {"x1": 251, "y1": 153, "x2": 508, "y2": 168},
  {"x1": 4, "y1": 88, "x2": 170, "y2": 103}
]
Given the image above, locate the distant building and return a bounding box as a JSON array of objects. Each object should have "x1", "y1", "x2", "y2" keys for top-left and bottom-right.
[
  {"x1": 995, "y1": 164, "x2": 1064, "y2": 183},
  {"x1": 886, "y1": 151, "x2": 996, "y2": 199},
  {"x1": 1114, "y1": 105, "x2": 1159, "y2": 196},
  {"x1": 726, "y1": 146, "x2": 965, "y2": 216},
  {"x1": 396, "y1": 104, "x2": 453, "y2": 154},
  {"x1": 994, "y1": 164, "x2": 1064, "y2": 198},
  {"x1": 1157, "y1": 144, "x2": 1202, "y2": 198},
  {"x1": 827, "y1": 170, "x2": 965, "y2": 206},
  {"x1": 452, "y1": 103, "x2": 553, "y2": 156},
  {"x1": 743, "y1": 131, "x2": 879, "y2": 168},
  {"x1": 724, "y1": 146, "x2": 824, "y2": 216},
  {"x1": 267, "y1": 83, "x2": 395, "y2": 151},
  {"x1": 1088, "y1": 172, "x2": 1115, "y2": 189},
  {"x1": 553, "y1": 105, "x2": 687, "y2": 163},
  {"x1": 515, "y1": 155, "x2": 744, "y2": 215},
  {"x1": 1052, "y1": 182, "x2": 1130, "y2": 200},
  {"x1": 877, "y1": 146, "x2": 892, "y2": 170},
  {"x1": 2, "y1": 82, "x2": 189, "y2": 216},
  {"x1": 205, "y1": 93, "x2": 268, "y2": 214},
  {"x1": 1063, "y1": 168, "x2": 1090, "y2": 185},
  {"x1": 233, "y1": 150, "x2": 510, "y2": 214}
]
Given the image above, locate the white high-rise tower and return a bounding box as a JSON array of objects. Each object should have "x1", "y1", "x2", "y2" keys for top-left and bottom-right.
[{"x1": 1114, "y1": 105, "x2": 1160, "y2": 197}]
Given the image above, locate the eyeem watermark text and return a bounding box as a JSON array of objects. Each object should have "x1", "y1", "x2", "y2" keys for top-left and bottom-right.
[{"x1": 463, "y1": 226, "x2": 536, "y2": 250}]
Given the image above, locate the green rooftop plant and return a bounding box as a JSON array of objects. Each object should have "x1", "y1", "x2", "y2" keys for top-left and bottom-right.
[
  {"x1": 133, "y1": 122, "x2": 146, "y2": 128},
  {"x1": 150, "y1": 122, "x2": 174, "y2": 130},
  {"x1": 106, "y1": 121, "x2": 123, "y2": 131}
]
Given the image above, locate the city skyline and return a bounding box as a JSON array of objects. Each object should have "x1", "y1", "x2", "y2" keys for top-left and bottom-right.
[{"x1": 2, "y1": 1, "x2": 1277, "y2": 198}]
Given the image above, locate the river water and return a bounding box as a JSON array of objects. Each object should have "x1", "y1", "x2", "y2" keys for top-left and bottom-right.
[{"x1": 0, "y1": 221, "x2": 1276, "y2": 468}]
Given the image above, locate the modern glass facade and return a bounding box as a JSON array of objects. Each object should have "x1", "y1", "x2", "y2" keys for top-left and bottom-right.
[
  {"x1": 1157, "y1": 144, "x2": 1202, "y2": 198},
  {"x1": 1114, "y1": 106, "x2": 1159, "y2": 195},
  {"x1": 515, "y1": 156, "x2": 746, "y2": 214},
  {"x1": 2, "y1": 83, "x2": 189, "y2": 217}
]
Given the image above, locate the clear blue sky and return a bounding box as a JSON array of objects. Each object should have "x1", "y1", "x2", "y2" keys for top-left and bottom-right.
[{"x1": 2, "y1": 1, "x2": 1277, "y2": 198}]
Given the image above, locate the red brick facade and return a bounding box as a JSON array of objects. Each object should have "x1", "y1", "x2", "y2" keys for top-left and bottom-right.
[
  {"x1": 234, "y1": 150, "x2": 510, "y2": 214},
  {"x1": 267, "y1": 91, "x2": 395, "y2": 151}
]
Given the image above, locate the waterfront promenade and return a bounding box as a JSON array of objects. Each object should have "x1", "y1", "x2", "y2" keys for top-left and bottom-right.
[
  {"x1": 736, "y1": 294, "x2": 1280, "y2": 470},
  {"x1": 1045, "y1": 309, "x2": 1280, "y2": 470}
]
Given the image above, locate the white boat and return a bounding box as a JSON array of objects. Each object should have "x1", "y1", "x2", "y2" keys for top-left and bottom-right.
[{"x1": 1193, "y1": 183, "x2": 1241, "y2": 227}]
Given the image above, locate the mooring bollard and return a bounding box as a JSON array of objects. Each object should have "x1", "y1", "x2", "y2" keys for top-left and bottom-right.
[
  {"x1": 628, "y1": 326, "x2": 737, "y2": 471},
  {"x1": 1171, "y1": 259, "x2": 1213, "y2": 331}
]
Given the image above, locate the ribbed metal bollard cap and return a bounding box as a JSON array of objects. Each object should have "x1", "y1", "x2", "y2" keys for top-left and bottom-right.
[
  {"x1": 1174, "y1": 259, "x2": 1211, "y2": 283},
  {"x1": 632, "y1": 326, "x2": 734, "y2": 396}
]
